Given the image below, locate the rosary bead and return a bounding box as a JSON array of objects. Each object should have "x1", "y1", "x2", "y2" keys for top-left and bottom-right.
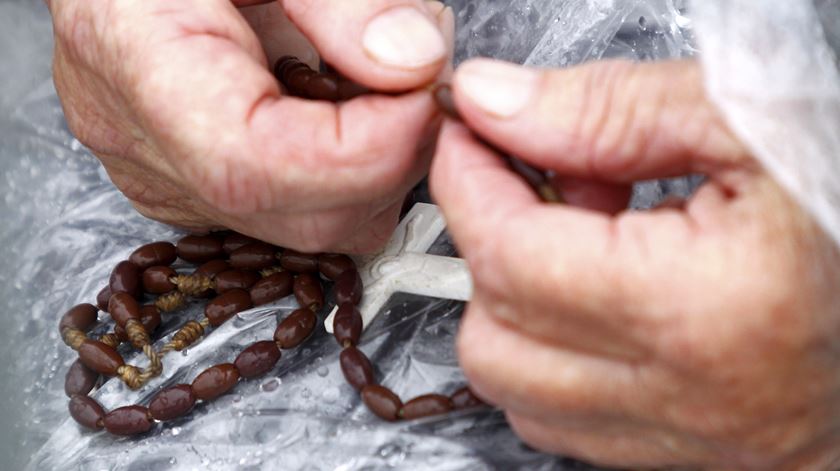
[
  {"x1": 361, "y1": 385, "x2": 402, "y2": 421},
  {"x1": 273, "y1": 308, "x2": 317, "y2": 349},
  {"x1": 191, "y1": 363, "x2": 240, "y2": 401},
  {"x1": 279, "y1": 250, "x2": 319, "y2": 273},
  {"x1": 339, "y1": 346, "x2": 375, "y2": 391},
  {"x1": 59, "y1": 303, "x2": 98, "y2": 334},
  {"x1": 222, "y1": 233, "x2": 257, "y2": 254},
  {"x1": 336, "y1": 80, "x2": 369, "y2": 101},
  {"x1": 78, "y1": 339, "x2": 125, "y2": 376},
  {"x1": 334, "y1": 269, "x2": 363, "y2": 306},
  {"x1": 193, "y1": 259, "x2": 230, "y2": 297},
  {"x1": 68, "y1": 395, "x2": 106, "y2": 430},
  {"x1": 103, "y1": 405, "x2": 153, "y2": 436},
  {"x1": 177, "y1": 235, "x2": 224, "y2": 263},
  {"x1": 332, "y1": 303, "x2": 362, "y2": 347},
  {"x1": 317, "y1": 254, "x2": 355, "y2": 280},
  {"x1": 214, "y1": 270, "x2": 260, "y2": 293},
  {"x1": 142, "y1": 266, "x2": 177, "y2": 294},
  {"x1": 129, "y1": 241, "x2": 177, "y2": 270},
  {"x1": 107, "y1": 292, "x2": 141, "y2": 327},
  {"x1": 109, "y1": 260, "x2": 141, "y2": 298},
  {"x1": 229, "y1": 242, "x2": 276, "y2": 270},
  {"x1": 64, "y1": 359, "x2": 99, "y2": 397},
  {"x1": 149, "y1": 384, "x2": 196, "y2": 421},
  {"x1": 249, "y1": 272, "x2": 293, "y2": 306},
  {"x1": 306, "y1": 74, "x2": 340, "y2": 101},
  {"x1": 450, "y1": 386, "x2": 485, "y2": 410},
  {"x1": 234, "y1": 341, "x2": 282, "y2": 379},
  {"x1": 432, "y1": 84, "x2": 460, "y2": 120},
  {"x1": 400, "y1": 394, "x2": 453, "y2": 420},
  {"x1": 293, "y1": 274, "x2": 324, "y2": 311},
  {"x1": 115, "y1": 305, "x2": 161, "y2": 342},
  {"x1": 96, "y1": 286, "x2": 111, "y2": 312},
  {"x1": 205, "y1": 289, "x2": 253, "y2": 327}
]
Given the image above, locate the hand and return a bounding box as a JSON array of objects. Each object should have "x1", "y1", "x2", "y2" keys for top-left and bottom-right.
[
  {"x1": 431, "y1": 59, "x2": 840, "y2": 469},
  {"x1": 48, "y1": 0, "x2": 453, "y2": 253}
]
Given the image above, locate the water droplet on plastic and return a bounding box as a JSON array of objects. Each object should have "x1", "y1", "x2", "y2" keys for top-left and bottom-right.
[
  {"x1": 169, "y1": 458, "x2": 177, "y2": 465},
  {"x1": 377, "y1": 443, "x2": 407, "y2": 466},
  {"x1": 321, "y1": 387, "x2": 339, "y2": 404},
  {"x1": 301, "y1": 388, "x2": 311, "y2": 399},
  {"x1": 638, "y1": 16, "x2": 648, "y2": 31},
  {"x1": 261, "y1": 378, "x2": 280, "y2": 392},
  {"x1": 316, "y1": 366, "x2": 328, "y2": 377},
  {"x1": 171, "y1": 426, "x2": 181, "y2": 436}
]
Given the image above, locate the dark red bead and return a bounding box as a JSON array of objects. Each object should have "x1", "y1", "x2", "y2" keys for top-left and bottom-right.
[
  {"x1": 280, "y1": 250, "x2": 319, "y2": 273},
  {"x1": 129, "y1": 241, "x2": 177, "y2": 270},
  {"x1": 333, "y1": 303, "x2": 362, "y2": 347},
  {"x1": 59, "y1": 303, "x2": 98, "y2": 334},
  {"x1": 96, "y1": 286, "x2": 111, "y2": 312},
  {"x1": 103, "y1": 405, "x2": 153, "y2": 436},
  {"x1": 214, "y1": 270, "x2": 260, "y2": 293},
  {"x1": 222, "y1": 233, "x2": 257, "y2": 254},
  {"x1": 334, "y1": 269, "x2": 363, "y2": 305},
  {"x1": 64, "y1": 360, "x2": 99, "y2": 397},
  {"x1": 142, "y1": 266, "x2": 177, "y2": 294},
  {"x1": 361, "y1": 385, "x2": 402, "y2": 421},
  {"x1": 273, "y1": 308, "x2": 317, "y2": 349},
  {"x1": 191, "y1": 364, "x2": 240, "y2": 401},
  {"x1": 205, "y1": 289, "x2": 253, "y2": 327},
  {"x1": 451, "y1": 386, "x2": 485, "y2": 409},
  {"x1": 339, "y1": 346, "x2": 375, "y2": 391},
  {"x1": 229, "y1": 242, "x2": 276, "y2": 270},
  {"x1": 107, "y1": 292, "x2": 140, "y2": 327},
  {"x1": 400, "y1": 394, "x2": 453, "y2": 420},
  {"x1": 249, "y1": 272, "x2": 293, "y2": 305},
  {"x1": 149, "y1": 384, "x2": 196, "y2": 421},
  {"x1": 234, "y1": 341, "x2": 281, "y2": 378},
  {"x1": 293, "y1": 274, "x2": 323, "y2": 311},
  {"x1": 177, "y1": 235, "x2": 224, "y2": 263},
  {"x1": 78, "y1": 339, "x2": 124, "y2": 376},
  {"x1": 109, "y1": 260, "x2": 141, "y2": 297},
  {"x1": 68, "y1": 395, "x2": 105, "y2": 430},
  {"x1": 317, "y1": 254, "x2": 355, "y2": 280}
]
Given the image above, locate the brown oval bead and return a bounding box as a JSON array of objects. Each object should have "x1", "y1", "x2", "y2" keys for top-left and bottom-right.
[
  {"x1": 273, "y1": 56, "x2": 298, "y2": 79},
  {"x1": 293, "y1": 274, "x2": 323, "y2": 311},
  {"x1": 129, "y1": 241, "x2": 177, "y2": 270},
  {"x1": 306, "y1": 74, "x2": 339, "y2": 101},
  {"x1": 337, "y1": 79, "x2": 369, "y2": 101},
  {"x1": 317, "y1": 254, "x2": 355, "y2": 280},
  {"x1": 64, "y1": 359, "x2": 99, "y2": 397},
  {"x1": 287, "y1": 67, "x2": 316, "y2": 93},
  {"x1": 96, "y1": 286, "x2": 111, "y2": 312},
  {"x1": 335, "y1": 269, "x2": 363, "y2": 306},
  {"x1": 361, "y1": 385, "x2": 402, "y2": 421},
  {"x1": 333, "y1": 303, "x2": 362, "y2": 347},
  {"x1": 249, "y1": 272, "x2": 293, "y2": 306},
  {"x1": 107, "y1": 292, "x2": 141, "y2": 327},
  {"x1": 451, "y1": 386, "x2": 485, "y2": 410},
  {"x1": 280, "y1": 250, "x2": 319, "y2": 273},
  {"x1": 149, "y1": 384, "x2": 196, "y2": 421},
  {"x1": 103, "y1": 405, "x2": 153, "y2": 436},
  {"x1": 229, "y1": 242, "x2": 276, "y2": 270},
  {"x1": 214, "y1": 270, "x2": 260, "y2": 293},
  {"x1": 234, "y1": 341, "x2": 282, "y2": 378},
  {"x1": 191, "y1": 363, "x2": 240, "y2": 401},
  {"x1": 109, "y1": 260, "x2": 141, "y2": 297},
  {"x1": 222, "y1": 232, "x2": 257, "y2": 254},
  {"x1": 273, "y1": 308, "x2": 317, "y2": 349},
  {"x1": 432, "y1": 83, "x2": 461, "y2": 120},
  {"x1": 194, "y1": 259, "x2": 230, "y2": 278},
  {"x1": 205, "y1": 289, "x2": 253, "y2": 327},
  {"x1": 339, "y1": 346, "x2": 375, "y2": 391},
  {"x1": 115, "y1": 305, "x2": 161, "y2": 341},
  {"x1": 176, "y1": 235, "x2": 224, "y2": 263},
  {"x1": 69, "y1": 395, "x2": 105, "y2": 430},
  {"x1": 78, "y1": 339, "x2": 125, "y2": 376},
  {"x1": 59, "y1": 303, "x2": 98, "y2": 334},
  {"x1": 400, "y1": 394, "x2": 453, "y2": 420},
  {"x1": 142, "y1": 266, "x2": 177, "y2": 294}
]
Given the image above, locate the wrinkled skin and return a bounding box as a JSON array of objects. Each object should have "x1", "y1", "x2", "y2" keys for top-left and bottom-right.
[
  {"x1": 431, "y1": 59, "x2": 840, "y2": 470},
  {"x1": 48, "y1": 0, "x2": 453, "y2": 253}
]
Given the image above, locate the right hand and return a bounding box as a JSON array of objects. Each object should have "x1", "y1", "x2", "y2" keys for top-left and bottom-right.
[{"x1": 48, "y1": 0, "x2": 453, "y2": 253}]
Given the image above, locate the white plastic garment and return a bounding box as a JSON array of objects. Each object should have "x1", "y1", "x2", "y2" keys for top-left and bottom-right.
[{"x1": 693, "y1": 0, "x2": 840, "y2": 246}]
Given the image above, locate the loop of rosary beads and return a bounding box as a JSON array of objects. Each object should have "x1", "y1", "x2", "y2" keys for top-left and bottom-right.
[{"x1": 59, "y1": 56, "x2": 484, "y2": 436}]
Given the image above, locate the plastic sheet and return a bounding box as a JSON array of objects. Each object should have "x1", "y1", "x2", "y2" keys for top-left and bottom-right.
[
  {"x1": 0, "y1": 1, "x2": 694, "y2": 469},
  {"x1": 694, "y1": 0, "x2": 840, "y2": 248}
]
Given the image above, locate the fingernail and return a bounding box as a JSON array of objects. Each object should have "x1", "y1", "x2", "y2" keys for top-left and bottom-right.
[
  {"x1": 456, "y1": 59, "x2": 538, "y2": 118},
  {"x1": 363, "y1": 7, "x2": 446, "y2": 69}
]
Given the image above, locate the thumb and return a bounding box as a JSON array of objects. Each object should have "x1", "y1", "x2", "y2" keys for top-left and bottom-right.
[{"x1": 280, "y1": 0, "x2": 450, "y2": 91}]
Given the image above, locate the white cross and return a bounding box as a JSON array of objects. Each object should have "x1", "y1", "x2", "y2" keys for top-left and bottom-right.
[{"x1": 324, "y1": 203, "x2": 473, "y2": 333}]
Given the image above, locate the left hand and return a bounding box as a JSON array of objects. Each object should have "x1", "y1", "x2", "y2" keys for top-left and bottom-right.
[{"x1": 431, "y1": 59, "x2": 840, "y2": 470}]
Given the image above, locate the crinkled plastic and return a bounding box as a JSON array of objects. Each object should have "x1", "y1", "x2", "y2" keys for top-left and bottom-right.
[
  {"x1": 0, "y1": 1, "x2": 695, "y2": 470},
  {"x1": 694, "y1": 0, "x2": 840, "y2": 247}
]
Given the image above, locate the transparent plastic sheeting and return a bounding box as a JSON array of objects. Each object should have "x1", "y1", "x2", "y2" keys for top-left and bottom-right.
[
  {"x1": 694, "y1": 0, "x2": 840, "y2": 249},
  {"x1": 0, "y1": 1, "x2": 694, "y2": 470}
]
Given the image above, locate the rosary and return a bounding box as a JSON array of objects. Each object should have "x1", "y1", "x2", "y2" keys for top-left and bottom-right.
[{"x1": 60, "y1": 55, "x2": 558, "y2": 437}]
